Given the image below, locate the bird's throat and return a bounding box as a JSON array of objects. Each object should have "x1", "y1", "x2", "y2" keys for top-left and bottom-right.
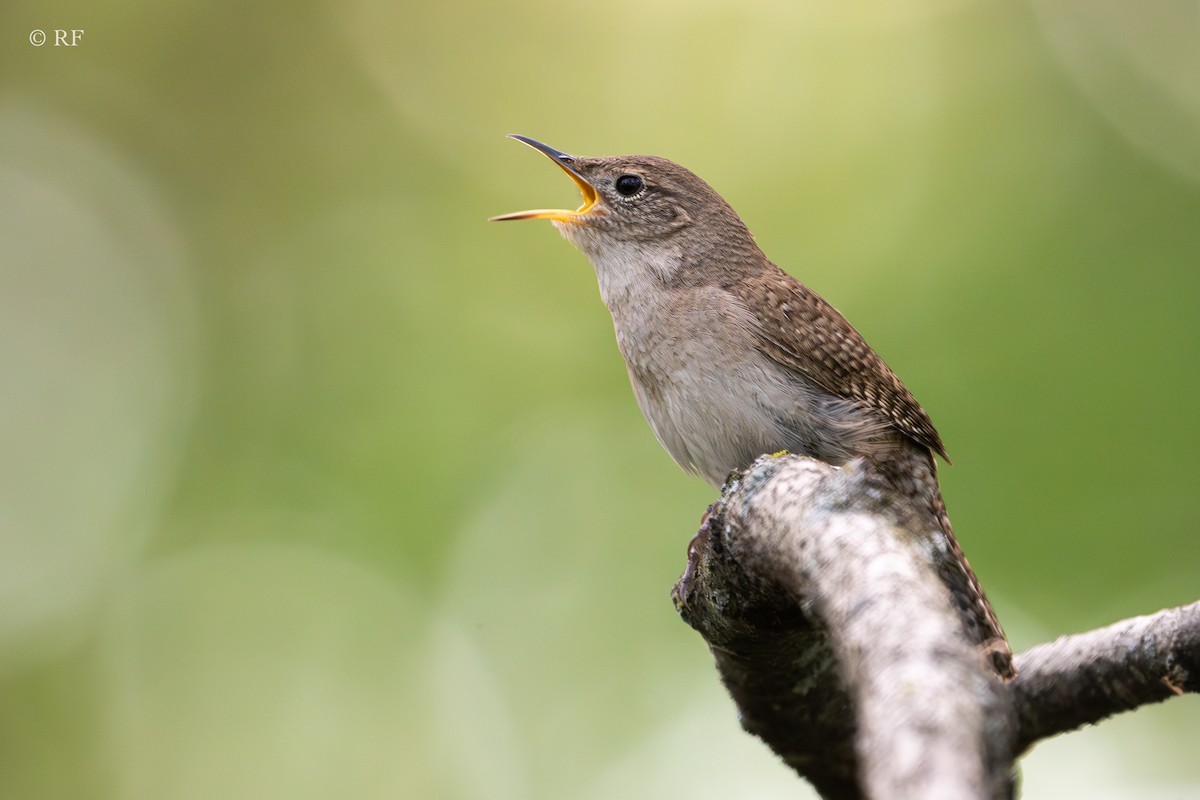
[{"x1": 556, "y1": 223, "x2": 682, "y2": 307}]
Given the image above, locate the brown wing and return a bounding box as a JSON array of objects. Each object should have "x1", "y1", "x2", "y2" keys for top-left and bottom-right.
[{"x1": 728, "y1": 266, "x2": 949, "y2": 461}]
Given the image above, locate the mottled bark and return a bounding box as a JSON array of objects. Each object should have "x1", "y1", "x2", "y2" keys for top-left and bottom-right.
[
  {"x1": 1011, "y1": 601, "x2": 1200, "y2": 754},
  {"x1": 673, "y1": 453, "x2": 1198, "y2": 800}
]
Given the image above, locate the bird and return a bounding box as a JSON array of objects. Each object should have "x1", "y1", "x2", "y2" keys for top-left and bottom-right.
[{"x1": 490, "y1": 134, "x2": 1012, "y2": 678}]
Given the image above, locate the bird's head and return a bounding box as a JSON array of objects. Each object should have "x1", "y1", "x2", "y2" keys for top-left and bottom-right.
[{"x1": 490, "y1": 135, "x2": 757, "y2": 268}]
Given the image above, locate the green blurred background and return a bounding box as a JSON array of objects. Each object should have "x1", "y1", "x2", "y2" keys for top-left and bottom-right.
[{"x1": 2, "y1": 1, "x2": 1197, "y2": 797}]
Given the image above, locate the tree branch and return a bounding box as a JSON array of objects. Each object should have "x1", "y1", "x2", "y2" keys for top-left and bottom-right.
[
  {"x1": 1011, "y1": 600, "x2": 1200, "y2": 753},
  {"x1": 672, "y1": 453, "x2": 1198, "y2": 799},
  {"x1": 673, "y1": 455, "x2": 1014, "y2": 800}
]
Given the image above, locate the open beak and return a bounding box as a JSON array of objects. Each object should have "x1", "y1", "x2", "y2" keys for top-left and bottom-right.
[{"x1": 489, "y1": 135, "x2": 599, "y2": 222}]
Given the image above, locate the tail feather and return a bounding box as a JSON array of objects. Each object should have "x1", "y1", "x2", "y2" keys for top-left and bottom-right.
[{"x1": 874, "y1": 445, "x2": 1014, "y2": 680}]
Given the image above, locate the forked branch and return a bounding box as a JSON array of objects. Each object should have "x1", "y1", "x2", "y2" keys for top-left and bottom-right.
[{"x1": 673, "y1": 454, "x2": 1198, "y2": 800}]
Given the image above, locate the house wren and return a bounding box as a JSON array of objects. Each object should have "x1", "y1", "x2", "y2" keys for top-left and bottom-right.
[{"x1": 491, "y1": 135, "x2": 1012, "y2": 678}]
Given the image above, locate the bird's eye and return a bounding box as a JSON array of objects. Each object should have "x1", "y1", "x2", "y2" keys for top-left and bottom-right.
[{"x1": 614, "y1": 174, "x2": 644, "y2": 197}]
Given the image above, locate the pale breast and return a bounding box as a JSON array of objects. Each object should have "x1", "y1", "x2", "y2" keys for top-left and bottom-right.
[
  {"x1": 570, "y1": 225, "x2": 897, "y2": 487},
  {"x1": 608, "y1": 285, "x2": 891, "y2": 488}
]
